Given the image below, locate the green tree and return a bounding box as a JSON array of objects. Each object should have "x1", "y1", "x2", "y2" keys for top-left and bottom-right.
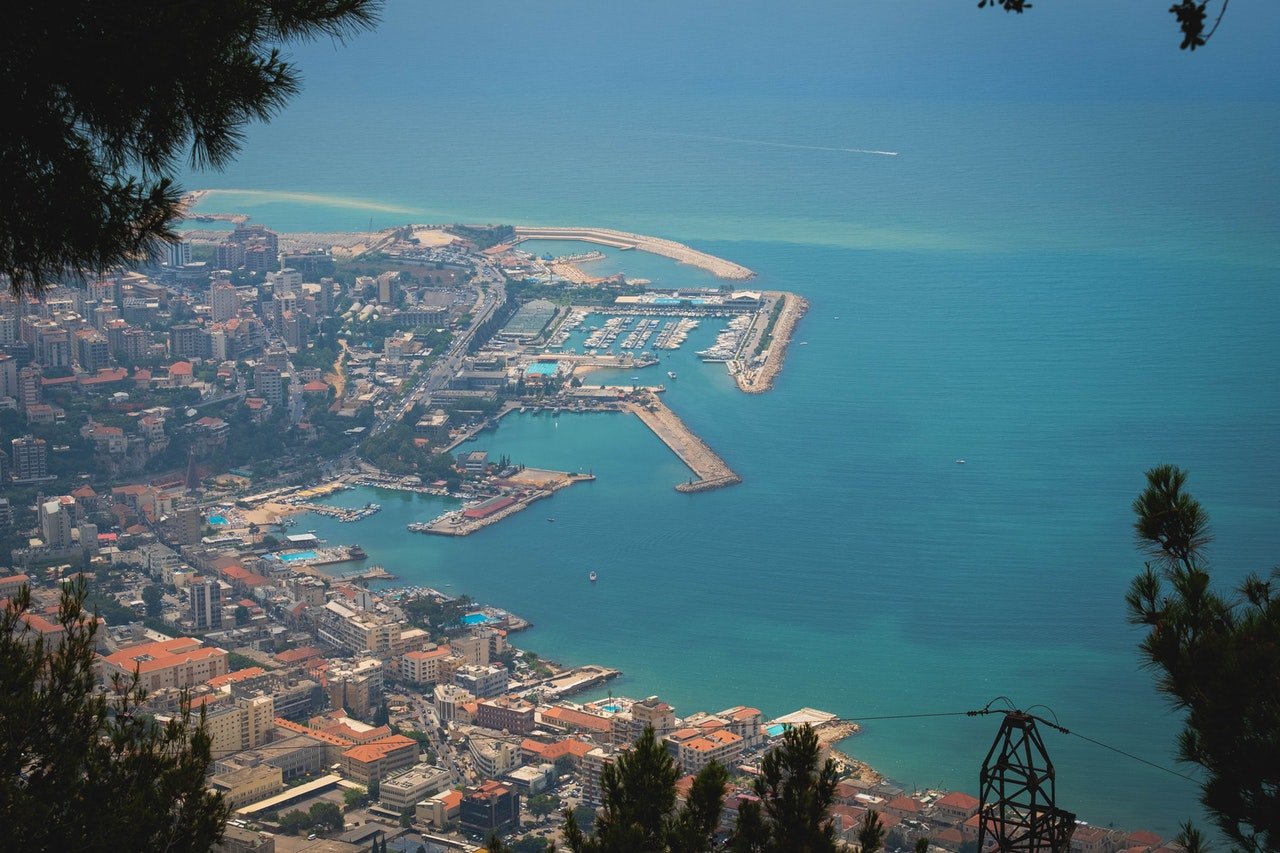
[
  {"x1": 368, "y1": 777, "x2": 380, "y2": 803},
  {"x1": 562, "y1": 727, "x2": 727, "y2": 853},
  {"x1": 234, "y1": 604, "x2": 251, "y2": 626},
  {"x1": 914, "y1": 837, "x2": 931, "y2": 853},
  {"x1": 856, "y1": 810, "x2": 886, "y2": 853},
  {"x1": 344, "y1": 786, "x2": 369, "y2": 810},
  {"x1": 667, "y1": 761, "x2": 730, "y2": 853},
  {"x1": 1, "y1": 1, "x2": 380, "y2": 295},
  {"x1": 529, "y1": 793, "x2": 562, "y2": 818},
  {"x1": 280, "y1": 808, "x2": 312, "y2": 834},
  {"x1": 1175, "y1": 820, "x2": 1214, "y2": 853},
  {"x1": 729, "y1": 725, "x2": 839, "y2": 853},
  {"x1": 310, "y1": 800, "x2": 343, "y2": 831},
  {"x1": 141, "y1": 583, "x2": 165, "y2": 618},
  {"x1": 1126, "y1": 465, "x2": 1279, "y2": 852},
  {"x1": 0, "y1": 580, "x2": 228, "y2": 850}
]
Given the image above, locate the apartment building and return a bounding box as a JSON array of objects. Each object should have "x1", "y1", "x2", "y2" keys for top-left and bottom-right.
[
  {"x1": 100, "y1": 637, "x2": 228, "y2": 692},
  {"x1": 314, "y1": 600, "x2": 401, "y2": 655}
]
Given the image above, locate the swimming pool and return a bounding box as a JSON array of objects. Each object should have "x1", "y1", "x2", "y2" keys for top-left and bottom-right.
[
  {"x1": 278, "y1": 551, "x2": 317, "y2": 562},
  {"x1": 601, "y1": 704, "x2": 622, "y2": 713},
  {"x1": 460, "y1": 612, "x2": 491, "y2": 626},
  {"x1": 208, "y1": 515, "x2": 228, "y2": 525},
  {"x1": 765, "y1": 723, "x2": 789, "y2": 738}
]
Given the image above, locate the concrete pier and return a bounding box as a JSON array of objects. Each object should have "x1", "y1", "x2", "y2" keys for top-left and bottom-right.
[
  {"x1": 734, "y1": 292, "x2": 810, "y2": 394},
  {"x1": 623, "y1": 394, "x2": 741, "y2": 492}
]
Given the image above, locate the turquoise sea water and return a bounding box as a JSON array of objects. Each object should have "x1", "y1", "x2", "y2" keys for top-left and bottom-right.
[{"x1": 182, "y1": 3, "x2": 1280, "y2": 835}]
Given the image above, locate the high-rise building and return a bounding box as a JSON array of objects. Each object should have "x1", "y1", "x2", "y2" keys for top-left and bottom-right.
[
  {"x1": 35, "y1": 326, "x2": 70, "y2": 368},
  {"x1": 79, "y1": 521, "x2": 99, "y2": 553},
  {"x1": 40, "y1": 499, "x2": 73, "y2": 549},
  {"x1": 215, "y1": 241, "x2": 246, "y2": 271},
  {"x1": 267, "y1": 268, "x2": 302, "y2": 295},
  {"x1": 162, "y1": 240, "x2": 191, "y2": 268},
  {"x1": 11, "y1": 435, "x2": 48, "y2": 482},
  {"x1": 169, "y1": 324, "x2": 201, "y2": 359},
  {"x1": 188, "y1": 577, "x2": 223, "y2": 632},
  {"x1": 16, "y1": 366, "x2": 41, "y2": 409},
  {"x1": 210, "y1": 281, "x2": 239, "y2": 322},
  {"x1": 75, "y1": 329, "x2": 111, "y2": 373},
  {"x1": 0, "y1": 314, "x2": 18, "y2": 347},
  {"x1": 253, "y1": 364, "x2": 286, "y2": 406},
  {"x1": 459, "y1": 781, "x2": 520, "y2": 837},
  {"x1": 0, "y1": 352, "x2": 17, "y2": 399},
  {"x1": 166, "y1": 503, "x2": 203, "y2": 546},
  {"x1": 243, "y1": 243, "x2": 276, "y2": 274},
  {"x1": 376, "y1": 271, "x2": 399, "y2": 306},
  {"x1": 316, "y1": 277, "x2": 337, "y2": 315}
]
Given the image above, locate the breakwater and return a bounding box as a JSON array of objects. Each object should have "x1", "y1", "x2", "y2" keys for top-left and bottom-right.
[
  {"x1": 512, "y1": 226, "x2": 755, "y2": 280},
  {"x1": 622, "y1": 394, "x2": 741, "y2": 492}
]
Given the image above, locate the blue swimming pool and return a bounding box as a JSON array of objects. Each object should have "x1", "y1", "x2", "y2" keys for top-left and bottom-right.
[
  {"x1": 460, "y1": 612, "x2": 491, "y2": 626},
  {"x1": 601, "y1": 704, "x2": 622, "y2": 713},
  {"x1": 208, "y1": 515, "x2": 228, "y2": 525},
  {"x1": 765, "y1": 723, "x2": 788, "y2": 738},
  {"x1": 279, "y1": 550, "x2": 317, "y2": 562}
]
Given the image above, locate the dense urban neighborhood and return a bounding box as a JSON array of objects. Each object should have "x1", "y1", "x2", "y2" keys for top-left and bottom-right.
[{"x1": 2, "y1": 222, "x2": 1183, "y2": 853}]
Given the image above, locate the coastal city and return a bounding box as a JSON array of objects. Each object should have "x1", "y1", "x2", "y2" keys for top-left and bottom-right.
[{"x1": 2, "y1": 216, "x2": 1184, "y2": 853}]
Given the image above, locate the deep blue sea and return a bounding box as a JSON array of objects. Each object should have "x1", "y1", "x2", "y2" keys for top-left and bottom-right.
[{"x1": 184, "y1": 1, "x2": 1279, "y2": 837}]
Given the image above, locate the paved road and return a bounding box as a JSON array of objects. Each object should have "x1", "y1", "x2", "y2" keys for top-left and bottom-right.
[{"x1": 371, "y1": 260, "x2": 506, "y2": 437}]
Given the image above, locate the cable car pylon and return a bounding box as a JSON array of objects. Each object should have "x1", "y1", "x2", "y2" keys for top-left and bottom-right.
[{"x1": 975, "y1": 709, "x2": 1076, "y2": 853}]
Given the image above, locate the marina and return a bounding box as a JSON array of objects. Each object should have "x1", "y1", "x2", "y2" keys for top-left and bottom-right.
[{"x1": 289, "y1": 501, "x2": 382, "y2": 522}]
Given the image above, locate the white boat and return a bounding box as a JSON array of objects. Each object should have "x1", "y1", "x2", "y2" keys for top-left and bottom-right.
[
  {"x1": 667, "y1": 371, "x2": 677, "y2": 379},
  {"x1": 589, "y1": 571, "x2": 598, "y2": 583},
  {"x1": 955, "y1": 459, "x2": 966, "y2": 465}
]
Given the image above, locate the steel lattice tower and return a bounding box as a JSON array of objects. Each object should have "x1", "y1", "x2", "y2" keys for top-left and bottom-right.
[{"x1": 977, "y1": 711, "x2": 1076, "y2": 853}]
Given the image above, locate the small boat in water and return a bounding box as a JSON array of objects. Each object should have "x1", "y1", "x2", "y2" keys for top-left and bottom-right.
[
  {"x1": 955, "y1": 459, "x2": 966, "y2": 465},
  {"x1": 547, "y1": 517, "x2": 555, "y2": 523},
  {"x1": 589, "y1": 571, "x2": 598, "y2": 583},
  {"x1": 667, "y1": 371, "x2": 677, "y2": 379}
]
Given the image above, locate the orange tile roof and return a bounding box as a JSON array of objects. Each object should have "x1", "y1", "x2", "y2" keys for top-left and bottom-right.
[
  {"x1": 102, "y1": 637, "x2": 225, "y2": 675},
  {"x1": 206, "y1": 667, "x2": 267, "y2": 688},
  {"x1": 343, "y1": 734, "x2": 417, "y2": 763},
  {"x1": 404, "y1": 645, "x2": 452, "y2": 661},
  {"x1": 275, "y1": 717, "x2": 352, "y2": 746},
  {"x1": 539, "y1": 705, "x2": 613, "y2": 731},
  {"x1": 937, "y1": 791, "x2": 980, "y2": 809},
  {"x1": 888, "y1": 795, "x2": 923, "y2": 814}
]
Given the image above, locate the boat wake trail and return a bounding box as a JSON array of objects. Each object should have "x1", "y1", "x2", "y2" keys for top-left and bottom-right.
[{"x1": 660, "y1": 131, "x2": 898, "y2": 157}]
